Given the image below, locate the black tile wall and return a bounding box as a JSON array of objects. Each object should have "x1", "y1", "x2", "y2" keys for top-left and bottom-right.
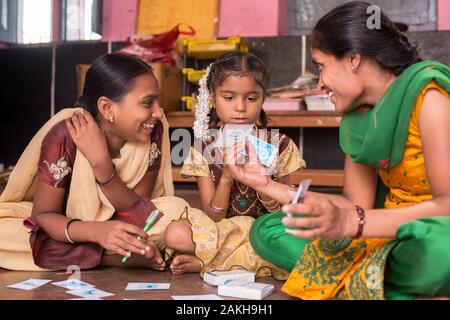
[{"x1": 0, "y1": 46, "x2": 52, "y2": 167}]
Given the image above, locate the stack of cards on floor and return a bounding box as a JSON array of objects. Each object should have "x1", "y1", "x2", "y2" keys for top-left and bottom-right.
[
  {"x1": 203, "y1": 270, "x2": 255, "y2": 286},
  {"x1": 218, "y1": 281, "x2": 274, "y2": 300},
  {"x1": 203, "y1": 270, "x2": 274, "y2": 300},
  {"x1": 126, "y1": 283, "x2": 170, "y2": 290}
]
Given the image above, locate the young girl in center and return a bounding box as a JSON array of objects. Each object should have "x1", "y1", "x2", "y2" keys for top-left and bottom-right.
[{"x1": 163, "y1": 51, "x2": 306, "y2": 275}]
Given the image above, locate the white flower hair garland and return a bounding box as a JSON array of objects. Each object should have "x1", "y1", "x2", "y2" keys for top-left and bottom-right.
[{"x1": 193, "y1": 63, "x2": 213, "y2": 141}]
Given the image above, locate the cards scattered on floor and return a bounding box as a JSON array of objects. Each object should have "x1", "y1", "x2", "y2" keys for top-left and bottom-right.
[
  {"x1": 126, "y1": 283, "x2": 170, "y2": 290},
  {"x1": 7, "y1": 279, "x2": 52, "y2": 291},
  {"x1": 172, "y1": 294, "x2": 224, "y2": 300},
  {"x1": 52, "y1": 279, "x2": 95, "y2": 290},
  {"x1": 66, "y1": 288, "x2": 114, "y2": 299}
]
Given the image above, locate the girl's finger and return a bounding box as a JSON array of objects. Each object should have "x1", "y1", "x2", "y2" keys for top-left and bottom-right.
[
  {"x1": 75, "y1": 112, "x2": 88, "y2": 125},
  {"x1": 284, "y1": 228, "x2": 322, "y2": 239},
  {"x1": 65, "y1": 118, "x2": 76, "y2": 137},
  {"x1": 71, "y1": 114, "x2": 81, "y2": 131},
  {"x1": 117, "y1": 239, "x2": 146, "y2": 256},
  {"x1": 121, "y1": 223, "x2": 149, "y2": 240},
  {"x1": 110, "y1": 244, "x2": 131, "y2": 258},
  {"x1": 282, "y1": 216, "x2": 323, "y2": 229},
  {"x1": 228, "y1": 143, "x2": 246, "y2": 165},
  {"x1": 245, "y1": 141, "x2": 259, "y2": 164},
  {"x1": 81, "y1": 110, "x2": 95, "y2": 123},
  {"x1": 120, "y1": 233, "x2": 148, "y2": 252}
]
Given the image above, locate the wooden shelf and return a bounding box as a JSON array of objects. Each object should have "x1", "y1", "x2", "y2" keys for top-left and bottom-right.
[
  {"x1": 166, "y1": 111, "x2": 342, "y2": 128},
  {"x1": 172, "y1": 167, "x2": 344, "y2": 187}
]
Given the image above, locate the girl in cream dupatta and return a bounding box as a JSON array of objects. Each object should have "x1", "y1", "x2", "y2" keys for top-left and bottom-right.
[
  {"x1": 0, "y1": 105, "x2": 190, "y2": 271},
  {"x1": 0, "y1": 54, "x2": 188, "y2": 271}
]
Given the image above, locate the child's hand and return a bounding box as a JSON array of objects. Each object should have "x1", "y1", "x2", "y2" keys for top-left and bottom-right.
[
  {"x1": 65, "y1": 111, "x2": 110, "y2": 168},
  {"x1": 220, "y1": 148, "x2": 235, "y2": 182},
  {"x1": 92, "y1": 221, "x2": 150, "y2": 257},
  {"x1": 226, "y1": 142, "x2": 271, "y2": 190}
]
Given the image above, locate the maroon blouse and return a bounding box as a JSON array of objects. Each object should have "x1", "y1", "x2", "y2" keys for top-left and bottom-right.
[{"x1": 26, "y1": 120, "x2": 164, "y2": 270}]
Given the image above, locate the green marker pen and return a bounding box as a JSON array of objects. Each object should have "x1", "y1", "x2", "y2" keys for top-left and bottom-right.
[{"x1": 122, "y1": 208, "x2": 160, "y2": 263}]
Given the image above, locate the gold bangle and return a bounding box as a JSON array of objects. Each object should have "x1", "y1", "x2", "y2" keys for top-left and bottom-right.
[
  {"x1": 209, "y1": 203, "x2": 228, "y2": 214},
  {"x1": 266, "y1": 205, "x2": 282, "y2": 212},
  {"x1": 64, "y1": 219, "x2": 81, "y2": 244},
  {"x1": 256, "y1": 192, "x2": 278, "y2": 206}
]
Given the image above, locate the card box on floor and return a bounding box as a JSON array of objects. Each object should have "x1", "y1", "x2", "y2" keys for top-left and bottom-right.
[
  {"x1": 203, "y1": 270, "x2": 255, "y2": 286},
  {"x1": 218, "y1": 281, "x2": 274, "y2": 300}
]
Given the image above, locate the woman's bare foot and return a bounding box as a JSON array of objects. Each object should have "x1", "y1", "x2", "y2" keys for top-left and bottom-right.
[{"x1": 170, "y1": 254, "x2": 203, "y2": 274}]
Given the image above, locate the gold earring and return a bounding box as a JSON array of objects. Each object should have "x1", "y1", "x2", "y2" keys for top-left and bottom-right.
[{"x1": 109, "y1": 114, "x2": 114, "y2": 123}]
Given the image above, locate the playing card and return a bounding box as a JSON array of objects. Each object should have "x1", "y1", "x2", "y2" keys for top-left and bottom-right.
[
  {"x1": 247, "y1": 135, "x2": 278, "y2": 167},
  {"x1": 214, "y1": 124, "x2": 254, "y2": 148},
  {"x1": 287, "y1": 179, "x2": 312, "y2": 217},
  {"x1": 7, "y1": 279, "x2": 52, "y2": 291},
  {"x1": 66, "y1": 288, "x2": 114, "y2": 299},
  {"x1": 52, "y1": 279, "x2": 95, "y2": 290},
  {"x1": 125, "y1": 283, "x2": 171, "y2": 290}
]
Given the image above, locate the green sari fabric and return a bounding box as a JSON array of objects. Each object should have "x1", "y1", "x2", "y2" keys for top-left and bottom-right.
[
  {"x1": 339, "y1": 60, "x2": 450, "y2": 208},
  {"x1": 249, "y1": 60, "x2": 450, "y2": 299}
]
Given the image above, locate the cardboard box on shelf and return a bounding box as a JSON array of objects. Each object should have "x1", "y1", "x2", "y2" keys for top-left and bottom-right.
[
  {"x1": 304, "y1": 95, "x2": 335, "y2": 111},
  {"x1": 151, "y1": 62, "x2": 182, "y2": 112},
  {"x1": 262, "y1": 98, "x2": 305, "y2": 111},
  {"x1": 76, "y1": 62, "x2": 182, "y2": 112}
]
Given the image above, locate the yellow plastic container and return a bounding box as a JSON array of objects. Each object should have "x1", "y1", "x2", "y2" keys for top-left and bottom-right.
[
  {"x1": 182, "y1": 68, "x2": 206, "y2": 84},
  {"x1": 181, "y1": 96, "x2": 196, "y2": 111},
  {"x1": 183, "y1": 37, "x2": 249, "y2": 59}
]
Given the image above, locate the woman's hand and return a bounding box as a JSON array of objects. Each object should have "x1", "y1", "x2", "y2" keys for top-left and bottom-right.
[
  {"x1": 281, "y1": 199, "x2": 357, "y2": 240},
  {"x1": 65, "y1": 111, "x2": 110, "y2": 168},
  {"x1": 91, "y1": 221, "x2": 151, "y2": 258},
  {"x1": 141, "y1": 239, "x2": 165, "y2": 271},
  {"x1": 226, "y1": 142, "x2": 272, "y2": 191}
]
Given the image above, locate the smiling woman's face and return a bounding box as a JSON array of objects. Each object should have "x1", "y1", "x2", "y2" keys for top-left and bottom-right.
[
  {"x1": 311, "y1": 48, "x2": 364, "y2": 113},
  {"x1": 111, "y1": 73, "x2": 162, "y2": 143}
]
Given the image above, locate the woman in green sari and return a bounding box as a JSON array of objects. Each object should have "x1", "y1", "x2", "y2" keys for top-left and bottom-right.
[{"x1": 225, "y1": 1, "x2": 450, "y2": 299}]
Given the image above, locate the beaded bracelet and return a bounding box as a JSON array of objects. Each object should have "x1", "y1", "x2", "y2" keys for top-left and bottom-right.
[{"x1": 354, "y1": 205, "x2": 367, "y2": 238}]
